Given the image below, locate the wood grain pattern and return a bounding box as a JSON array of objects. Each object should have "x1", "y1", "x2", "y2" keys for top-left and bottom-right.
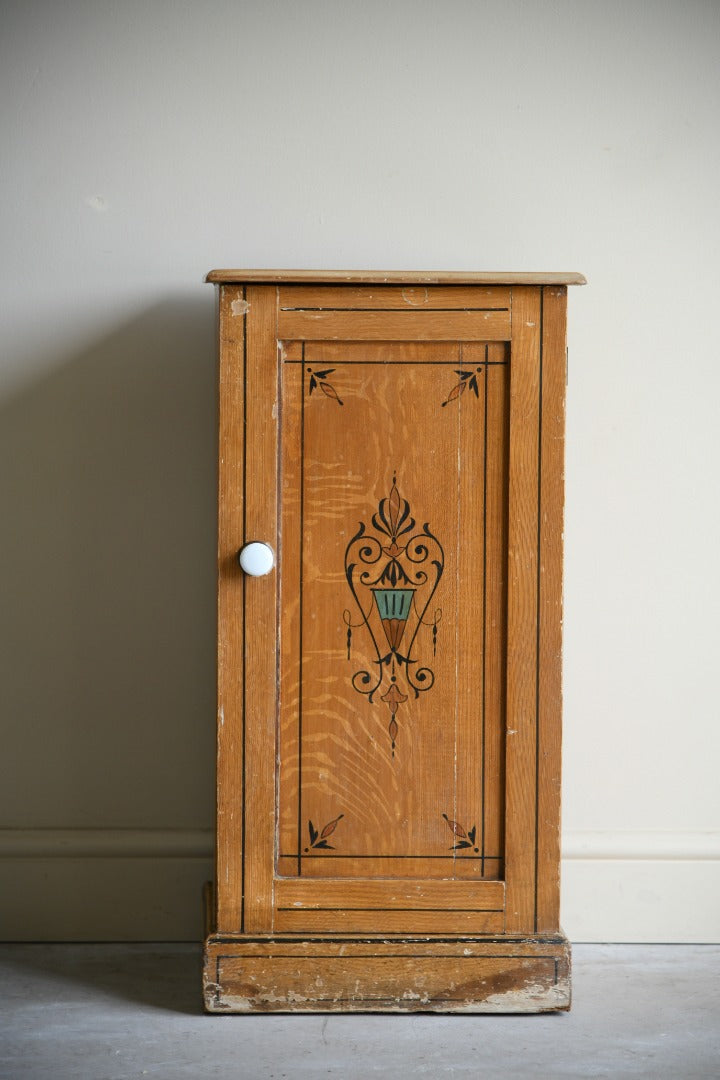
[
  {"x1": 274, "y1": 876, "x2": 504, "y2": 932},
  {"x1": 215, "y1": 285, "x2": 246, "y2": 932},
  {"x1": 211, "y1": 274, "x2": 575, "y2": 1009},
  {"x1": 535, "y1": 287, "x2": 567, "y2": 933},
  {"x1": 481, "y1": 345, "x2": 510, "y2": 874},
  {"x1": 292, "y1": 340, "x2": 459, "y2": 364},
  {"x1": 278, "y1": 308, "x2": 511, "y2": 341},
  {"x1": 274, "y1": 910, "x2": 505, "y2": 934},
  {"x1": 504, "y1": 287, "x2": 541, "y2": 935},
  {"x1": 204, "y1": 936, "x2": 571, "y2": 1013},
  {"x1": 242, "y1": 286, "x2": 279, "y2": 933},
  {"x1": 294, "y1": 361, "x2": 459, "y2": 869},
  {"x1": 275, "y1": 877, "x2": 504, "y2": 909},
  {"x1": 275, "y1": 856, "x2": 504, "y2": 878},
  {"x1": 208, "y1": 268, "x2": 587, "y2": 286},
  {"x1": 278, "y1": 285, "x2": 510, "y2": 309},
  {"x1": 277, "y1": 332, "x2": 507, "y2": 885}
]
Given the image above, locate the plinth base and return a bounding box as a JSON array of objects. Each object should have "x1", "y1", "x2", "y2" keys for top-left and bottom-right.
[{"x1": 203, "y1": 933, "x2": 571, "y2": 1013}]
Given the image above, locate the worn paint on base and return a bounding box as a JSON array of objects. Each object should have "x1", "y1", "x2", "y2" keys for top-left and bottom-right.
[{"x1": 203, "y1": 933, "x2": 571, "y2": 1014}]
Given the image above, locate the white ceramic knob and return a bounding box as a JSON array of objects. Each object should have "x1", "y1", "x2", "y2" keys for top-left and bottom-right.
[{"x1": 238, "y1": 542, "x2": 275, "y2": 577}]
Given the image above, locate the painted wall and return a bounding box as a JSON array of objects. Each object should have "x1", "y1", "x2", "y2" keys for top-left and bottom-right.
[{"x1": 2, "y1": 0, "x2": 719, "y2": 942}]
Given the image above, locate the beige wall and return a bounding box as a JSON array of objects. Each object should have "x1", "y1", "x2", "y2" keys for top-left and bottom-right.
[{"x1": 2, "y1": 0, "x2": 719, "y2": 941}]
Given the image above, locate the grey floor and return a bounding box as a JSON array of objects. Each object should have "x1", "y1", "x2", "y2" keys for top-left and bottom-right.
[{"x1": 1, "y1": 945, "x2": 718, "y2": 1079}]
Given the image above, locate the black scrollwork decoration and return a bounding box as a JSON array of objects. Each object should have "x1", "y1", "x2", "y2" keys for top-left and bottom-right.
[{"x1": 343, "y1": 474, "x2": 444, "y2": 756}]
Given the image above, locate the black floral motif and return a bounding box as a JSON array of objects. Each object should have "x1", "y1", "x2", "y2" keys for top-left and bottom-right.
[
  {"x1": 305, "y1": 814, "x2": 344, "y2": 852},
  {"x1": 442, "y1": 367, "x2": 485, "y2": 407},
  {"x1": 442, "y1": 813, "x2": 479, "y2": 852},
  {"x1": 307, "y1": 367, "x2": 343, "y2": 404}
]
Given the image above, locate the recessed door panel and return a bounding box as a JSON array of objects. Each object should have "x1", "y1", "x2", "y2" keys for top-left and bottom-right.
[{"x1": 277, "y1": 337, "x2": 509, "y2": 886}]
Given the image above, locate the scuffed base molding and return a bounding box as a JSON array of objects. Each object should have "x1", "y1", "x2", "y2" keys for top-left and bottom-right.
[
  {"x1": 204, "y1": 934, "x2": 571, "y2": 1013},
  {"x1": 1, "y1": 829, "x2": 718, "y2": 942}
]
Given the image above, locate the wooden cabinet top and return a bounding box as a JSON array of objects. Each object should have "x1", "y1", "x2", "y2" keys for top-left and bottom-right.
[{"x1": 206, "y1": 268, "x2": 587, "y2": 285}]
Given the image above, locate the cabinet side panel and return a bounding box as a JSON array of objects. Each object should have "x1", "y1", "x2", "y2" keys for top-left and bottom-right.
[
  {"x1": 504, "y1": 287, "x2": 541, "y2": 934},
  {"x1": 536, "y1": 286, "x2": 567, "y2": 933},
  {"x1": 216, "y1": 285, "x2": 247, "y2": 931}
]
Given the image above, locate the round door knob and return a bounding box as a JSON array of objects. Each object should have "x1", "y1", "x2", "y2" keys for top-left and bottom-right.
[{"x1": 238, "y1": 541, "x2": 275, "y2": 577}]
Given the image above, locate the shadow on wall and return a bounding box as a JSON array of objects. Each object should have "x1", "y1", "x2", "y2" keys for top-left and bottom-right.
[{"x1": 0, "y1": 299, "x2": 218, "y2": 832}]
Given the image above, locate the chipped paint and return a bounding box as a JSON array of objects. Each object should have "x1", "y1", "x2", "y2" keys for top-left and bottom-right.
[
  {"x1": 482, "y1": 978, "x2": 571, "y2": 1013},
  {"x1": 206, "y1": 986, "x2": 570, "y2": 1014},
  {"x1": 203, "y1": 938, "x2": 572, "y2": 1014},
  {"x1": 231, "y1": 298, "x2": 250, "y2": 316}
]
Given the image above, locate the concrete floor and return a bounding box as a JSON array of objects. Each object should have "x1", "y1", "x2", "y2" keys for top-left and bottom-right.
[{"x1": 0, "y1": 945, "x2": 718, "y2": 1079}]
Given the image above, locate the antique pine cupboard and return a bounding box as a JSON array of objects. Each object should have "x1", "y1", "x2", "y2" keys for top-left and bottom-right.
[{"x1": 203, "y1": 269, "x2": 585, "y2": 1013}]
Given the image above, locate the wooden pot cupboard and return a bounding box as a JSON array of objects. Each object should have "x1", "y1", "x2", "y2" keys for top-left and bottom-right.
[{"x1": 203, "y1": 269, "x2": 586, "y2": 1013}]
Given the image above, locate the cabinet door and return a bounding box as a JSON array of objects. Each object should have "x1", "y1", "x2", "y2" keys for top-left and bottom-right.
[{"x1": 216, "y1": 283, "x2": 566, "y2": 938}]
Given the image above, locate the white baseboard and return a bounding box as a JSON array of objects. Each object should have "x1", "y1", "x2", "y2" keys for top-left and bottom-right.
[
  {"x1": 1, "y1": 828, "x2": 718, "y2": 942},
  {"x1": 562, "y1": 829, "x2": 720, "y2": 862},
  {"x1": 562, "y1": 830, "x2": 720, "y2": 942}
]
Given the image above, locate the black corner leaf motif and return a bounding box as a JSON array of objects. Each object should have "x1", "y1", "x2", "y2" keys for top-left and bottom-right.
[
  {"x1": 441, "y1": 367, "x2": 485, "y2": 407},
  {"x1": 305, "y1": 814, "x2": 344, "y2": 852},
  {"x1": 307, "y1": 367, "x2": 343, "y2": 405},
  {"x1": 442, "y1": 813, "x2": 479, "y2": 852}
]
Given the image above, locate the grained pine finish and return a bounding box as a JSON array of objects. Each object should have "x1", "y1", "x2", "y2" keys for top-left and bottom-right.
[
  {"x1": 207, "y1": 269, "x2": 586, "y2": 286},
  {"x1": 206, "y1": 272, "x2": 583, "y2": 1012}
]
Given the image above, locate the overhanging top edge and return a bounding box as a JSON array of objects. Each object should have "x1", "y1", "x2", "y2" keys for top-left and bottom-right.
[{"x1": 206, "y1": 269, "x2": 587, "y2": 285}]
